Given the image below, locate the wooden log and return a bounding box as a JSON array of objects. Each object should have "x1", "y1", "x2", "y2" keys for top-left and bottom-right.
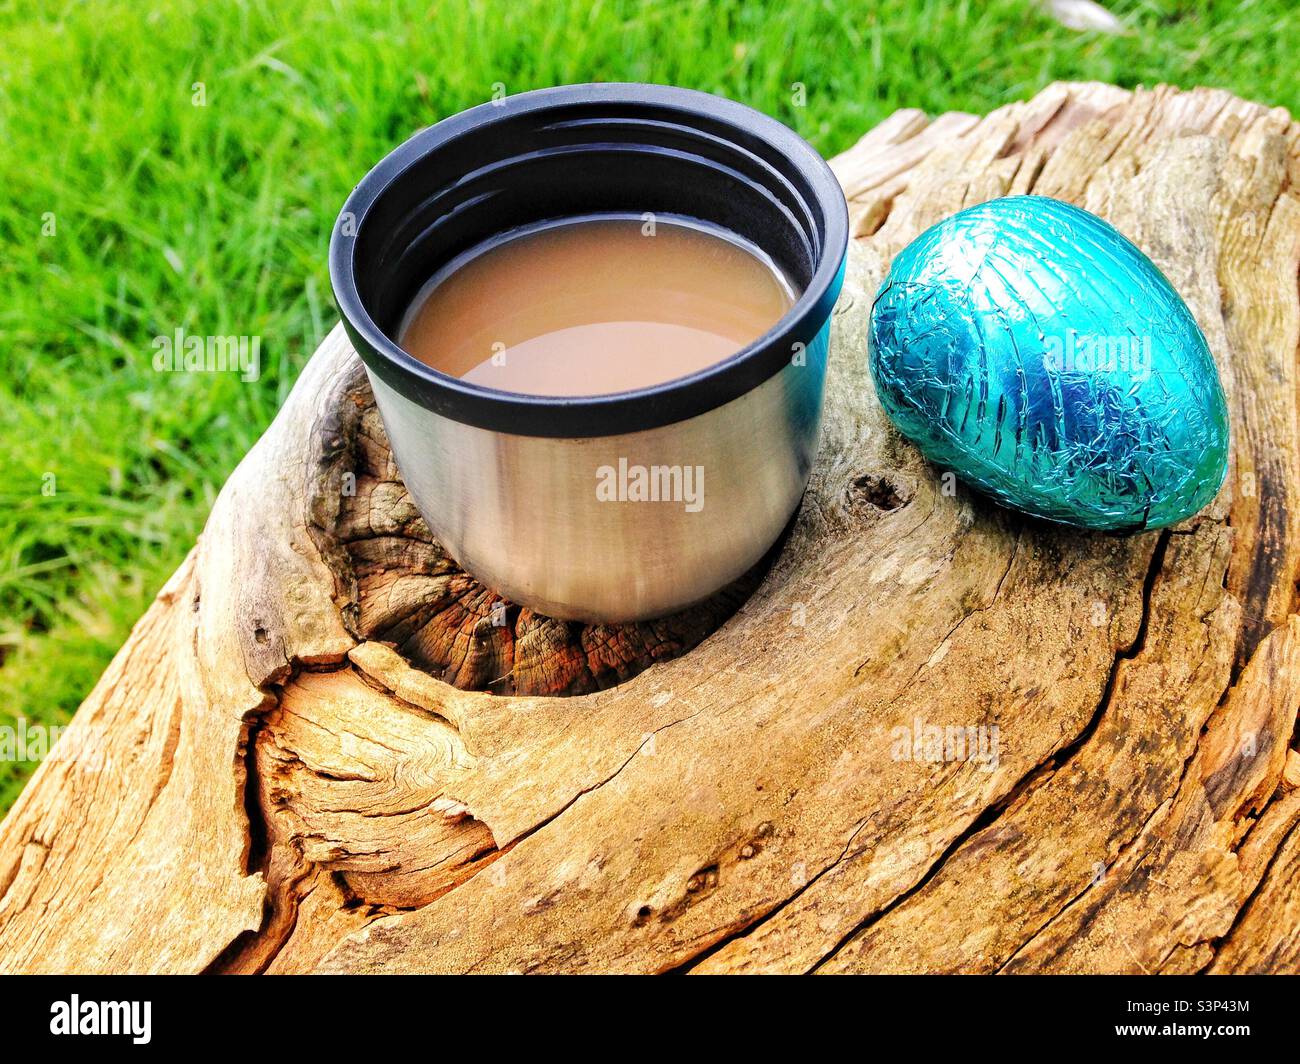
[{"x1": 1, "y1": 81, "x2": 1298, "y2": 974}]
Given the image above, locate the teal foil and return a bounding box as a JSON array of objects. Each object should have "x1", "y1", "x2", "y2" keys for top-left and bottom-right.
[{"x1": 868, "y1": 196, "x2": 1229, "y2": 531}]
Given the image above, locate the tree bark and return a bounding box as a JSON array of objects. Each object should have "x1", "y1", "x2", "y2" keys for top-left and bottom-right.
[{"x1": 2, "y1": 81, "x2": 1298, "y2": 974}]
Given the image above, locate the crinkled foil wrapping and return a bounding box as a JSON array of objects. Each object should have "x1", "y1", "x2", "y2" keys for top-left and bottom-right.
[{"x1": 867, "y1": 196, "x2": 1229, "y2": 531}]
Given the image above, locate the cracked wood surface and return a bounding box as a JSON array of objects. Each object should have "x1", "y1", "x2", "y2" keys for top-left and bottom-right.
[{"x1": 1, "y1": 81, "x2": 1299, "y2": 974}]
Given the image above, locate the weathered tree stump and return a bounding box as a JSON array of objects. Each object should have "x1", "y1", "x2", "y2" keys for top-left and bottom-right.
[{"x1": 2, "y1": 82, "x2": 1298, "y2": 974}]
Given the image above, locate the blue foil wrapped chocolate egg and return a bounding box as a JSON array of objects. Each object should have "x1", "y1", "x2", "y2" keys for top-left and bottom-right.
[{"x1": 868, "y1": 196, "x2": 1229, "y2": 531}]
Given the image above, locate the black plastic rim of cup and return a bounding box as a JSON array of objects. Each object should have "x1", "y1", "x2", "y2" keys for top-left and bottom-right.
[{"x1": 329, "y1": 82, "x2": 849, "y2": 439}]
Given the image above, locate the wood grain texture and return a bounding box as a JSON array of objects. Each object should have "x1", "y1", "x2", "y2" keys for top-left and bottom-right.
[{"x1": 1, "y1": 82, "x2": 1297, "y2": 974}]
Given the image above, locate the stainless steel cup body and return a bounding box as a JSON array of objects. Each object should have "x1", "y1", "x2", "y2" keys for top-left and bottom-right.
[{"x1": 368, "y1": 324, "x2": 828, "y2": 621}]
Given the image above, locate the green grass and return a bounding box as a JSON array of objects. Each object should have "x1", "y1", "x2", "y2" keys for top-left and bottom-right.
[{"x1": 0, "y1": 0, "x2": 1296, "y2": 812}]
